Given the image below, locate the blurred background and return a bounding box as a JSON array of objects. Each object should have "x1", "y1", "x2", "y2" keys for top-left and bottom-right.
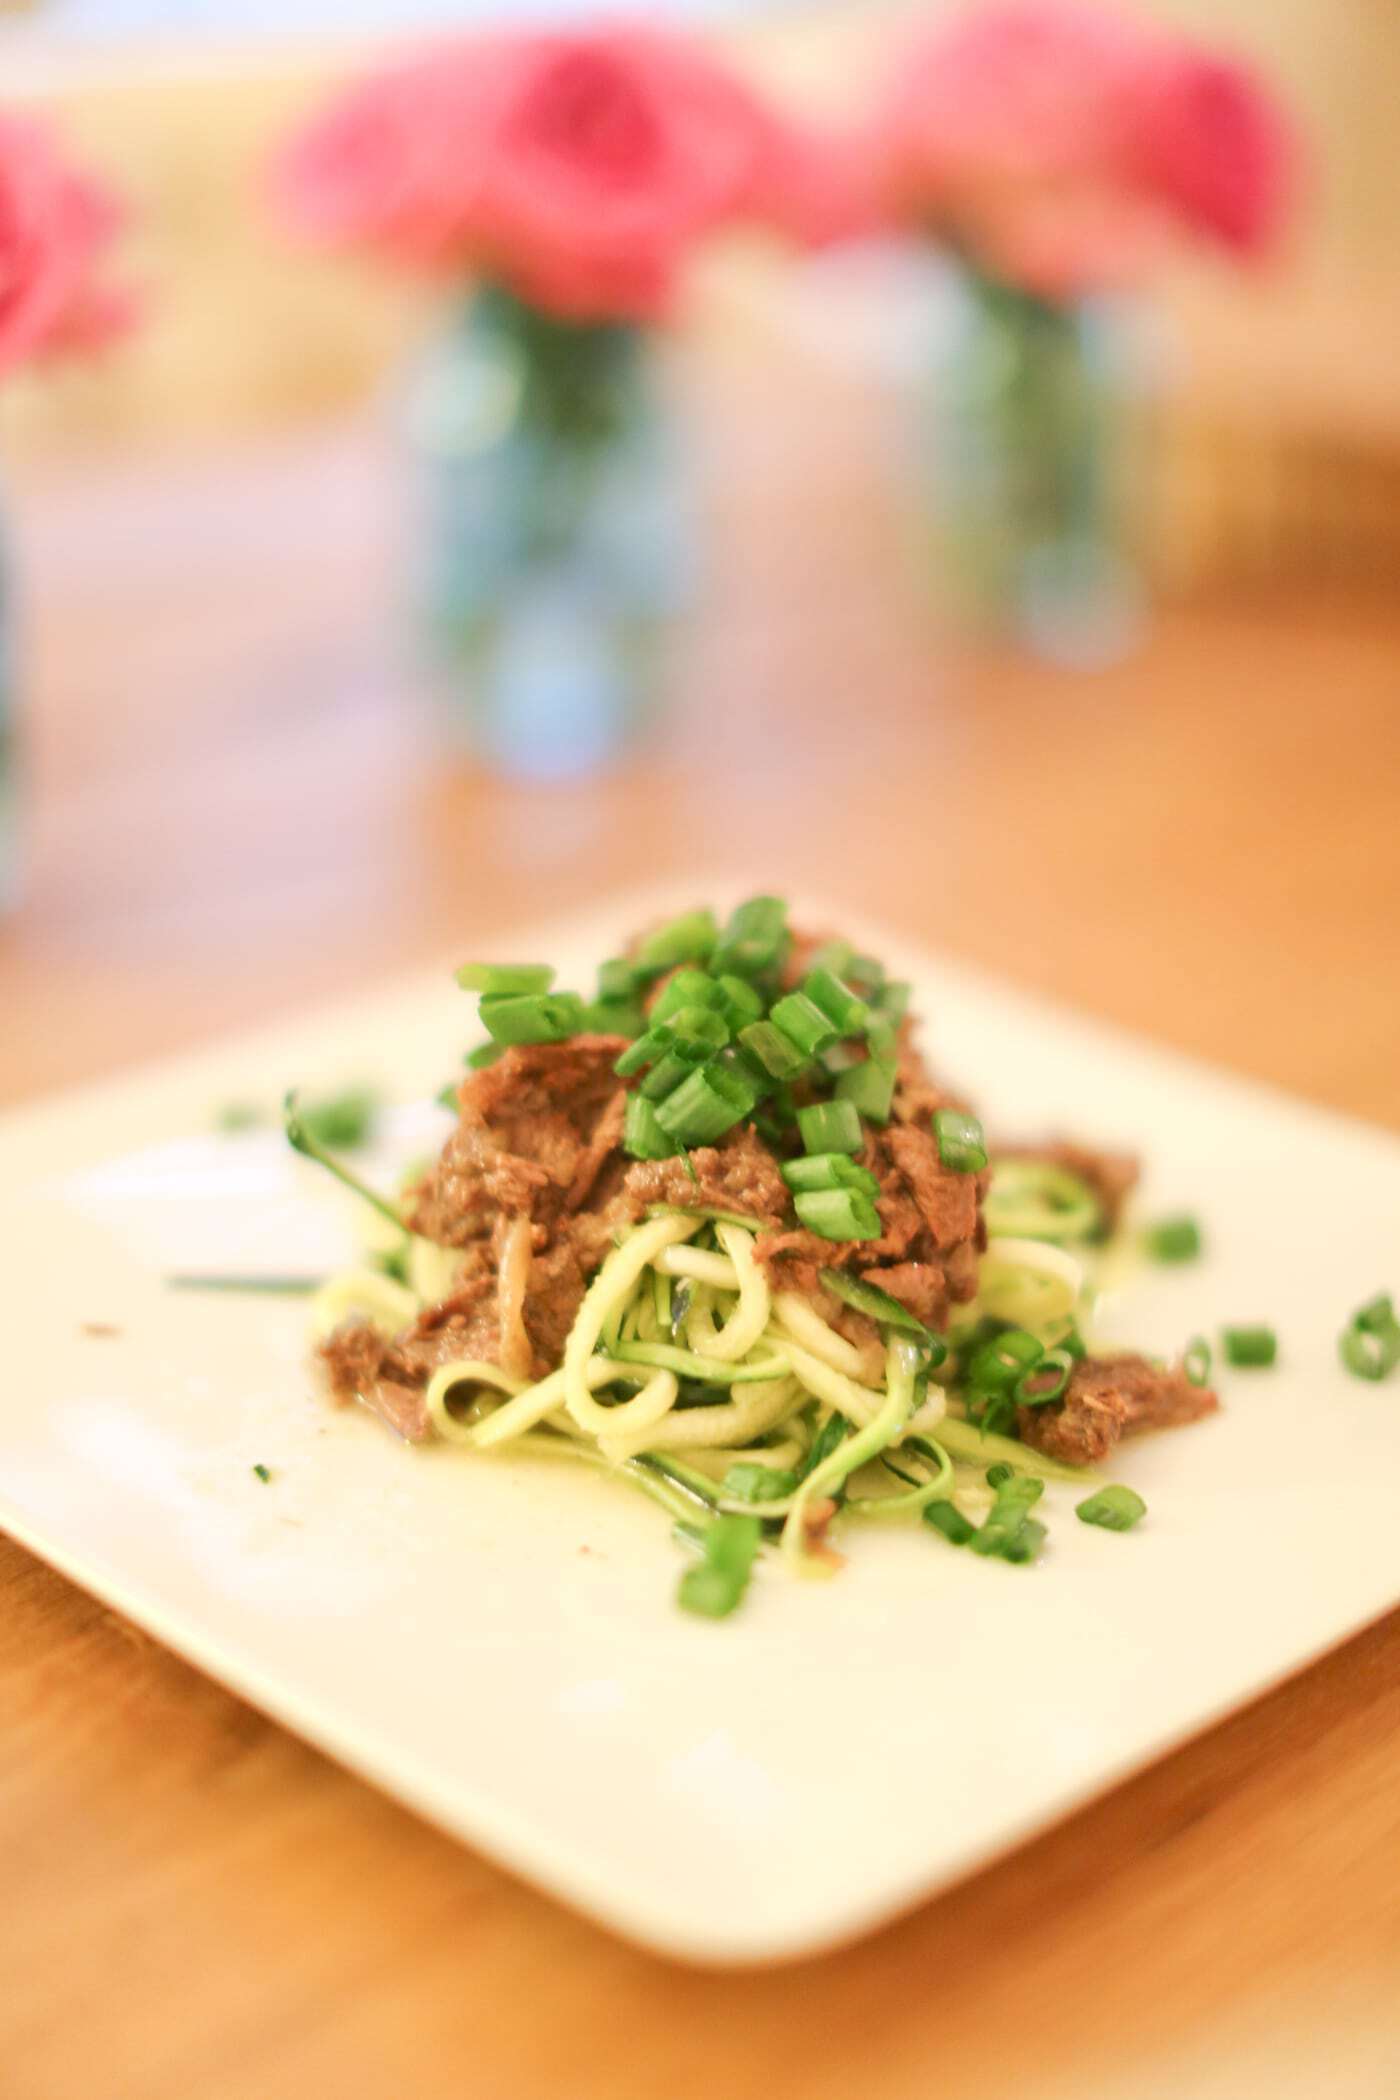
[{"x1": 0, "y1": 0, "x2": 1396, "y2": 1126}]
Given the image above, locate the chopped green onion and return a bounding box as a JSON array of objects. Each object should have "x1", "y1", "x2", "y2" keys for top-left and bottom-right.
[
  {"x1": 793, "y1": 1187, "x2": 881, "y2": 1242},
  {"x1": 834, "y1": 1055, "x2": 896, "y2": 1124},
  {"x1": 623, "y1": 1095, "x2": 678, "y2": 1162},
  {"x1": 454, "y1": 962, "x2": 555, "y2": 995},
  {"x1": 614, "y1": 1027, "x2": 669, "y2": 1076},
  {"x1": 769, "y1": 991, "x2": 838, "y2": 1057},
  {"x1": 663, "y1": 1005, "x2": 730, "y2": 1054},
  {"x1": 797, "y1": 1098, "x2": 863, "y2": 1156},
  {"x1": 677, "y1": 1513, "x2": 761, "y2": 1619},
  {"x1": 802, "y1": 967, "x2": 869, "y2": 1036},
  {"x1": 782, "y1": 1154, "x2": 880, "y2": 1196},
  {"x1": 721, "y1": 1461, "x2": 798, "y2": 1504},
  {"x1": 969, "y1": 1328, "x2": 1043, "y2": 1393},
  {"x1": 1015, "y1": 1346, "x2": 1075, "y2": 1405},
  {"x1": 1338, "y1": 1292, "x2": 1400, "y2": 1381},
  {"x1": 1184, "y1": 1335, "x2": 1212, "y2": 1387},
  {"x1": 633, "y1": 910, "x2": 718, "y2": 977},
  {"x1": 464, "y1": 1042, "x2": 504, "y2": 1071},
  {"x1": 216, "y1": 1102, "x2": 262, "y2": 1133},
  {"x1": 712, "y1": 895, "x2": 788, "y2": 979},
  {"x1": 985, "y1": 1462, "x2": 1015, "y2": 1488},
  {"x1": 717, "y1": 1043, "x2": 775, "y2": 1100},
  {"x1": 654, "y1": 1062, "x2": 756, "y2": 1145},
  {"x1": 737, "y1": 1020, "x2": 808, "y2": 1079},
  {"x1": 818, "y1": 1268, "x2": 943, "y2": 1353},
  {"x1": 597, "y1": 957, "x2": 638, "y2": 1000},
  {"x1": 806, "y1": 938, "x2": 855, "y2": 977},
  {"x1": 434, "y1": 1081, "x2": 460, "y2": 1113},
  {"x1": 1144, "y1": 1214, "x2": 1203, "y2": 1263},
  {"x1": 796, "y1": 1412, "x2": 851, "y2": 1488},
  {"x1": 876, "y1": 980, "x2": 911, "y2": 1021},
  {"x1": 715, "y1": 975, "x2": 763, "y2": 1030},
  {"x1": 1221, "y1": 1325, "x2": 1277, "y2": 1368},
  {"x1": 284, "y1": 1091, "x2": 404, "y2": 1233},
  {"x1": 1076, "y1": 1485, "x2": 1147, "y2": 1532},
  {"x1": 252, "y1": 1462, "x2": 272, "y2": 1483},
  {"x1": 649, "y1": 968, "x2": 721, "y2": 1022},
  {"x1": 639, "y1": 1050, "x2": 697, "y2": 1102},
  {"x1": 933, "y1": 1108, "x2": 987, "y2": 1174},
  {"x1": 578, "y1": 997, "x2": 646, "y2": 1038},
  {"x1": 923, "y1": 1499, "x2": 975, "y2": 1546},
  {"x1": 971, "y1": 1474, "x2": 1045, "y2": 1562},
  {"x1": 479, "y1": 991, "x2": 585, "y2": 1045},
  {"x1": 296, "y1": 1088, "x2": 380, "y2": 1150}
]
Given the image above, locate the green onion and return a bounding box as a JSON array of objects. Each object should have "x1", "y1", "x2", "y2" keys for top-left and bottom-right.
[
  {"x1": 296, "y1": 1088, "x2": 380, "y2": 1150},
  {"x1": 805, "y1": 939, "x2": 854, "y2": 977},
  {"x1": 796, "y1": 1412, "x2": 851, "y2": 1488},
  {"x1": 793, "y1": 1187, "x2": 881, "y2": 1242},
  {"x1": 712, "y1": 895, "x2": 788, "y2": 979},
  {"x1": 834, "y1": 1055, "x2": 895, "y2": 1124},
  {"x1": 596, "y1": 957, "x2": 638, "y2": 1000},
  {"x1": 614, "y1": 1027, "x2": 669, "y2": 1076},
  {"x1": 933, "y1": 1108, "x2": 987, "y2": 1174},
  {"x1": 1221, "y1": 1325, "x2": 1277, "y2": 1368},
  {"x1": 802, "y1": 967, "x2": 869, "y2": 1036},
  {"x1": 216, "y1": 1101, "x2": 262, "y2": 1133},
  {"x1": 639, "y1": 1050, "x2": 696, "y2": 1102},
  {"x1": 664, "y1": 1005, "x2": 730, "y2": 1054},
  {"x1": 633, "y1": 909, "x2": 718, "y2": 977},
  {"x1": 737, "y1": 1020, "x2": 808, "y2": 1079},
  {"x1": 654, "y1": 1062, "x2": 756, "y2": 1145},
  {"x1": 1144, "y1": 1214, "x2": 1203, "y2": 1263},
  {"x1": 454, "y1": 962, "x2": 556, "y2": 995},
  {"x1": 464, "y1": 1042, "x2": 504, "y2": 1071},
  {"x1": 797, "y1": 1098, "x2": 863, "y2": 1156},
  {"x1": 923, "y1": 1499, "x2": 975, "y2": 1546},
  {"x1": 649, "y1": 968, "x2": 722, "y2": 1023},
  {"x1": 818, "y1": 1268, "x2": 941, "y2": 1349},
  {"x1": 677, "y1": 1513, "x2": 762, "y2": 1619},
  {"x1": 717, "y1": 1043, "x2": 775, "y2": 1100},
  {"x1": 876, "y1": 980, "x2": 911, "y2": 1021},
  {"x1": 1076, "y1": 1485, "x2": 1147, "y2": 1532},
  {"x1": 1015, "y1": 1346, "x2": 1075, "y2": 1405},
  {"x1": 985, "y1": 1462, "x2": 1015, "y2": 1488},
  {"x1": 782, "y1": 1154, "x2": 880, "y2": 1196},
  {"x1": 434, "y1": 1081, "x2": 460, "y2": 1113},
  {"x1": 769, "y1": 991, "x2": 837, "y2": 1057},
  {"x1": 479, "y1": 991, "x2": 585, "y2": 1045},
  {"x1": 168, "y1": 1273, "x2": 321, "y2": 1294},
  {"x1": 623, "y1": 1095, "x2": 677, "y2": 1162},
  {"x1": 578, "y1": 997, "x2": 646, "y2": 1038},
  {"x1": 284, "y1": 1091, "x2": 404, "y2": 1233},
  {"x1": 971, "y1": 1474, "x2": 1046, "y2": 1562},
  {"x1": 715, "y1": 975, "x2": 764, "y2": 1031},
  {"x1": 722, "y1": 1461, "x2": 799, "y2": 1504},
  {"x1": 969, "y1": 1328, "x2": 1043, "y2": 1393},
  {"x1": 1184, "y1": 1335, "x2": 1212, "y2": 1387},
  {"x1": 252, "y1": 1462, "x2": 272, "y2": 1483},
  {"x1": 1338, "y1": 1292, "x2": 1400, "y2": 1382}
]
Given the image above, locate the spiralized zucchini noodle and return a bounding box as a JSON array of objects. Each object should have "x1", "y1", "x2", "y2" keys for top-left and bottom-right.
[{"x1": 311, "y1": 1208, "x2": 1106, "y2": 1600}]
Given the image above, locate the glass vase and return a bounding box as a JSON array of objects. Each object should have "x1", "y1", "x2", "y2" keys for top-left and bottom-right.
[
  {"x1": 926, "y1": 265, "x2": 1145, "y2": 667},
  {"x1": 406, "y1": 285, "x2": 689, "y2": 779}
]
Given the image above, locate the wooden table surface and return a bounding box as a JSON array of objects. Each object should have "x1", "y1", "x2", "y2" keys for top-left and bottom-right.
[{"x1": 4, "y1": 384, "x2": 1400, "y2": 2098}]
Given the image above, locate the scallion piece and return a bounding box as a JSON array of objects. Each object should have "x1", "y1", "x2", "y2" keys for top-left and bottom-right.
[
  {"x1": 802, "y1": 967, "x2": 869, "y2": 1036},
  {"x1": 715, "y1": 975, "x2": 763, "y2": 1031},
  {"x1": 654, "y1": 1062, "x2": 756, "y2": 1145},
  {"x1": 797, "y1": 1098, "x2": 863, "y2": 1156},
  {"x1": 933, "y1": 1107, "x2": 987, "y2": 1174},
  {"x1": 1015, "y1": 1345, "x2": 1075, "y2": 1405},
  {"x1": 454, "y1": 962, "x2": 555, "y2": 995},
  {"x1": 1076, "y1": 1485, "x2": 1147, "y2": 1532},
  {"x1": 847, "y1": 953, "x2": 885, "y2": 990},
  {"x1": 1221, "y1": 1325, "x2": 1277, "y2": 1368},
  {"x1": 639, "y1": 1050, "x2": 696, "y2": 1101},
  {"x1": 970, "y1": 1474, "x2": 1045, "y2": 1561},
  {"x1": 676, "y1": 1514, "x2": 761, "y2": 1619},
  {"x1": 818, "y1": 1268, "x2": 943, "y2": 1354},
  {"x1": 435, "y1": 1080, "x2": 460, "y2": 1113},
  {"x1": 969, "y1": 1328, "x2": 1043, "y2": 1393},
  {"x1": 769, "y1": 991, "x2": 837, "y2": 1058},
  {"x1": 923, "y1": 1499, "x2": 975, "y2": 1546},
  {"x1": 718, "y1": 1042, "x2": 775, "y2": 1101},
  {"x1": 1184, "y1": 1335, "x2": 1212, "y2": 1387},
  {"x1": 479, "y1": 991, "x2": 585, "y2": 1045},
  {"x1": 596, "y1": 957, "x2": 638, "y2": 1000},
  {"x1": 805, "y1": 939, "x2": 854, "y2": 978},
  {"x1": 623, "y1": 1095, "x2": 678, "y2": 1162},
  {"x1": 578, "y1": 997, "x2": 646, "y2": 1038},
  {"x1": 722, "y1": 1461, "x2": 798, "y2": 1504},
  {"x1": 464, "y1": 1042, "x2": 504, "y2": 1071},
  {"x1": 737, "y1": 1019, "x2": 808, "y2": 1079},
  {"x1": 792, "y1": 1187, "x2": 881, "y2": 1242},
  {"x1": 614, "y1": 1027, "x2": 669, "y2": 1076},
  {"x1": 835, "y1": 1055, "x2": 896, "y2": 1124},
  {"x1": 782, "y1": 1154, "x2": 880, "y2": 1196},
  {"x1": 295, "y1": 1088, "x2": 379, "y2": 1150},
  {"x1": 662, "y1": 1005, "x2": 729, "y2": 1054},
  {"x1": 649, "y1": 968, "x2": 722, "y2": 1023},
  {"x1": 1144, "y1": 1214, "x2": 1202, "y2": 1263},
  {"x1": 712, "y1": 895, "x2": 788, "y2": 979},
  {"x1": 633, "y1": 909, "x2": 718, "y2": 977},
  {"x1": 985, "y1": 1463, "x2": 1015, "y2": 1488},
  {"x1": 876, "y1": 980, "x2": 911, "y2": 1022},
  {"x1": 1338, "y1": 1292, "x2": 1400, "y2": 1382}
]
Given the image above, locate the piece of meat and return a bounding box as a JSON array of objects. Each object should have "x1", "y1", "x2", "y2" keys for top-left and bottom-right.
[
  {"x1": 620, "y1": 1124, "x2": 789, "y2": 1227},
  {"x1": 860, "y1": 1261, "x2": 947, "y2": 1327},
  {"x1": 883, "y1": 1123, "x2": 982, "y2": 1252},
  {"x1": 994, "y1": 1138, "x2": 1141, "y2": 1231},
  {"x1": 1017, "y1": 1353, "x2": 1219, "y2": 1466}
]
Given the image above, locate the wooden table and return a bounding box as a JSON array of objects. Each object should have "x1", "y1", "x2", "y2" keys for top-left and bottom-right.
[{"x1": 4, "y1": 400, "x2": 1400, "y2": 2098}]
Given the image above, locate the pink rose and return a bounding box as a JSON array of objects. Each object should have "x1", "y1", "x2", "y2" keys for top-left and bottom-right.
[
  {"x1": 277, "y1": 26, "x2": 858, "y2": 322},
  {"x1": 0, "y1": 115, "x2": 130, "y2": 373},
  {"x1": 872, "y1": 4, "x2": 1296, "y2": 299}
]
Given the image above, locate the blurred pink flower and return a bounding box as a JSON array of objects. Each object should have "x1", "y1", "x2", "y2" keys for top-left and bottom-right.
[
  {"x1": 277, "y1": 26, "x2": 861, "y2": 321},
  {"x1": 0, "y1": 115, "x2": 131, "y2": 372},
  {"x1": 873, "y1": 4, "x2": 1297, "y2": 299}
]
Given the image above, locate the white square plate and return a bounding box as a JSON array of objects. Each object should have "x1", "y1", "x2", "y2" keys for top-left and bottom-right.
[{"x1": 3, "y1": 889, "x2": 1399, "y2": 1964}]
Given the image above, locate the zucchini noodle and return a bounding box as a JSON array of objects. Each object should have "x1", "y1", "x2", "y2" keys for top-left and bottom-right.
[
  {"x1": 312, "y1": 1268, "x2": 420, "y2": 1342},
  {"x1": 976, "y1": 1236, "x2": 1084, "y2": 1341}
]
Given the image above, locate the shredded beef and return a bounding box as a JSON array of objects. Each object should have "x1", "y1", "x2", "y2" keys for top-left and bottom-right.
[
  {"x1": 620, "y1": 1124, "x2": 788, "y2": 1228},
  {"x1": 1017, "y1": 1353, "x2": 1219, "y2": 1466},
  {"x1": 995, "y1": 1138, "x2": 1140, "y2": 1230}
]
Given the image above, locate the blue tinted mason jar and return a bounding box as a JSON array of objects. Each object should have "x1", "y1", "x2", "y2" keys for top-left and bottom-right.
[
  {"x1": 927, "y1": 265, "x2": 1144, "y2": 668},
  {"x1": 406, "y1": 285, "x2": 690, "y2": 780}
]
